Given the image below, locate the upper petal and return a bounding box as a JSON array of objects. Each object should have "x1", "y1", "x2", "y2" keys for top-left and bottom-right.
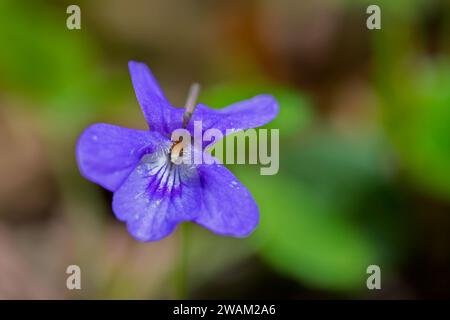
[
  {"x1": 186, "y1": 94, "x2": 279, "y2": 139},
  {"x1": 76, "y1": 123, "x2": 168, "y2": 192},
  {"x1": 129, "y1": 61, "x2": 178, "y2": 134},
  {"x1": 112, "y1": 152, "x2": 202, "y2": 242},
  {"x1": 194, "y1": 162, "x2": 259, "y2": 237}
]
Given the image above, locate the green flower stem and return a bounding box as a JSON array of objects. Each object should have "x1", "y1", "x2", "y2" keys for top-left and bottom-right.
[{"x1": 173, "y1": 223, "x2": 191, "y2": 299}]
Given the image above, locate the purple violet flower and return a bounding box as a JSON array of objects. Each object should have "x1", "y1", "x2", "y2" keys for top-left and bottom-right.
[{"x1": 76, "y1": 61, "x2": 278, "y2": 241}]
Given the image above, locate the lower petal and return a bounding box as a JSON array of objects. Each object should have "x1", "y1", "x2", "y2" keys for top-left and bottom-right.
[
  {"x1": 112, "y1": 152, "x2": 202, "y2": 241},
  {"x1": 195, "y1": 163, "x2": 259, "y2": 237}
]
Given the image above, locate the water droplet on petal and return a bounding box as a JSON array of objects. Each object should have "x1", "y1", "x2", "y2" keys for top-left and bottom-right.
[{"x1": 230, "y1": 180, "x2": 239, "y2": 188}]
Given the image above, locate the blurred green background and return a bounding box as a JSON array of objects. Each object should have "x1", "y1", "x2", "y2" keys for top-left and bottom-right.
[{"x1": 0, "y1": 0, "x2": 450, "y2": 299}]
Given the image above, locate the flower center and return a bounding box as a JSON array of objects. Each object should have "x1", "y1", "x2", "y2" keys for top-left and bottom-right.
[
  {"x1": 170, "y1": 139, "x2": 184, "y2": 164},
  {"x1": 168, "y1": 83, "x2": 201, "y2": 165}
]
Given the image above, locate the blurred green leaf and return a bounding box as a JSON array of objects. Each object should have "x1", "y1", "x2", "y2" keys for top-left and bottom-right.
[
  {"x1": 239, "y1": 172, "x2": 376, "y2": 290},
  {"x1": 284, "y1": 132, "x2": 386, "y2": 215},
  {"x1": 233, "y1": 131, "x2": 401, "y2": 291},
  {"x1": 371, "y1": 1, "x2": 450, "y2": 200},
  {"x1": 379, "y1": 59, "x2": 450, "y2": 200},
  {"x1": 0, "y1": 0, "x2": 124, "y2": 131}
]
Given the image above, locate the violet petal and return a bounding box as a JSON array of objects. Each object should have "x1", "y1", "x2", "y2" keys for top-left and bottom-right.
[
  {"x1": 112, "y1": 151, "x2": 202, "y2": 241},
  {"x1": 195, "y1": 162, "x2": 259, "y2": 237},
  {"x1": 76, "y1": 123, "x2": 167, "y2": 192}
]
